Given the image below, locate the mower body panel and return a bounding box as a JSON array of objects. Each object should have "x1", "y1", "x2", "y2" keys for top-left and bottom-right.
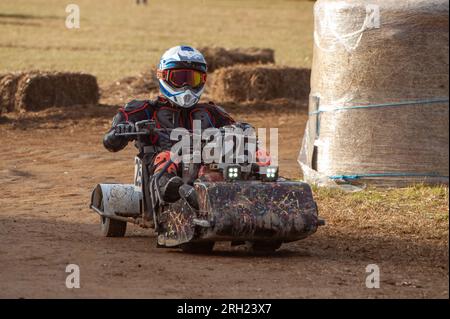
[{"x1": 157, "y1": 181, "x2": 319, "y2": 246}]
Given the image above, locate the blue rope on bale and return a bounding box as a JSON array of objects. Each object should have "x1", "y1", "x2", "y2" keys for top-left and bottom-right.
[
  {"x1": 309, "y1": 97, "x2": 450, "y2": 116},
  {"x1": 307, "y1": 98, "x2": 450, "y2": 184},
  {"x1": 329, "y1": 172, "x2": 450, "y2": 181}
]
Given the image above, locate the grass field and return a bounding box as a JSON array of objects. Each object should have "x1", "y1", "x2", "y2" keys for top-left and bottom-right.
[{"x1": 0, "y1": 0, "x2": 315, "y2": 83}]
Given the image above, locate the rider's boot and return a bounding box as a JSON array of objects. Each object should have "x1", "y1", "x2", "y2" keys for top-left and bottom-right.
[
  {"x1": 158, "y1": 173, "x2": 183, "y2": 202},
  {"x1": 179, "y1": 184, "x2": 200, "y2": 210}
]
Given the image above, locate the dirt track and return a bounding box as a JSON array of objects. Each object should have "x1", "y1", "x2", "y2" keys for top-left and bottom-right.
[{"x1": 0, "y1": 103, "x2": 448, "y2": 298}]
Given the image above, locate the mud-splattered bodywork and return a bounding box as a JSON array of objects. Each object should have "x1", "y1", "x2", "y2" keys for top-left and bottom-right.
[{"x1": 158, "y1": 181, "x2": 319, "y2": 246}]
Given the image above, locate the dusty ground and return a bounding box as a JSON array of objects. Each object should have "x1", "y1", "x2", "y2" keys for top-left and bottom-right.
[{"x1": 0, "y1": 102, "x2": 448, "y2": 298}]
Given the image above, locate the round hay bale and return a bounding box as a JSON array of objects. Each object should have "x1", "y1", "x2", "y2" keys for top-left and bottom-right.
[
  {"x1": 199, "y1": 47, "x2": 275, "y2": 72},
  {"x1": 208, "y1": 65, "x2": 311, "y2": 102},
  {"x1": 15, "y1": 71, "x2": 99, "y2": 111},
  {"x1": 299, "y1": 0, "x2": 449, "y2": 187}
]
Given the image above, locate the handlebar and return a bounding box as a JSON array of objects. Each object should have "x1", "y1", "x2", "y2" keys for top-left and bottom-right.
[
  {"x1": 114, "y1": 119, "x2": 230, "y2": 138},
  {"x1": 114, "y1": 120, "x2": 172, "y2": 137}
]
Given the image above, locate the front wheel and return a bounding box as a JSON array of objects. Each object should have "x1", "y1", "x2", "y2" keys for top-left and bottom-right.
[
  {"x1": 101, "y1": 216, "x2": 127, "y2": 237},
  {"x1": 180, "y1": 241, "x2": 215, "y2": 254}
]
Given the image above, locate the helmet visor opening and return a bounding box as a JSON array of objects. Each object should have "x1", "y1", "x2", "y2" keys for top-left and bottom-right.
[{"x1": 166, "y1": 69, "x2": 206, "y2": 89}]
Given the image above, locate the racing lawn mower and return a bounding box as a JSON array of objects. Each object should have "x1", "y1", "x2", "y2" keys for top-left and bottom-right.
[{"x1": 90, "y1": 119, "x2": 324, "y2": 253}]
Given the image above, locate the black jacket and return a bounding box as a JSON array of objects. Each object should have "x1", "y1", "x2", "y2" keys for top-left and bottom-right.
[{"x1": 103, "y1": 96, "x2": 236, "y2": 152}]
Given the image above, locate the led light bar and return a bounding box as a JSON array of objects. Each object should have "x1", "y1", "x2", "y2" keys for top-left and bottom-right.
[
  {"x1": 224, "y1": 165, "x2": 241, "y2": 181},
  {"x1": 260, "y1": 166, "x2": 279, "y2": 182}
]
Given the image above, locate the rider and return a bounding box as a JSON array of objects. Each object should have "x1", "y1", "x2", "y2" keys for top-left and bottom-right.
[{"x1": 103, "y1": 45, "x2": 250, "y2": 206}]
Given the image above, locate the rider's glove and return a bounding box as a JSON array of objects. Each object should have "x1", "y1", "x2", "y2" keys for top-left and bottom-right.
[
  {"x1": 222, "y1": 122, "x2": 254, "y2": 131},
  {"x1": 235, "y1": 122, "x2": 253, "y2": 131},
  {"x1": 114, "y1": 123, "x2": 136, "y2": 135}
]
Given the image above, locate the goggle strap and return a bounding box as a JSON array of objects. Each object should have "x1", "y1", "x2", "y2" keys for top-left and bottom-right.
[{"x1": 156, "y1": 69, "x2": 168, "y2": 80}]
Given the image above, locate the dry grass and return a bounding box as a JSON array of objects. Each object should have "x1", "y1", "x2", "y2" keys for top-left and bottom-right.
[
  {"x1": 0, "y1": 0, "x2": 314, "y2": 84},
  {"x1": 313, "y1": 184, "x2": 449, "y2": 242}
]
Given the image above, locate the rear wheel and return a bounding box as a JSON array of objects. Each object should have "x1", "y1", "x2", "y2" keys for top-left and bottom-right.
[
  {"x1": 101, "y1": 216, "x2": 127, "y2": 237},
  {"x1": 180, "y1": 241, "x2": 215, "y2": 254},
  {"x1": 245, "y1": 241, "x2": 282, "y2": 254},
  {"x1": 98, "y1": 197, "x2": 127, "y2": 237}
]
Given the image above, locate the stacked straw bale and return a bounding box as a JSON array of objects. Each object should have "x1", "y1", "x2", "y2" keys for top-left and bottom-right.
[
  {"x1": 209, "y1": 65, "x2": 311, "y2": 102},
  {"x1": 100, "y1": 47, "x2": 276, "y2": 104},
  {"x1": 199, "y1": 47, "x2": 274, "y2": 72},
  {"x1": 0, "y1": 71, "x2": 99, "y2": 113}
]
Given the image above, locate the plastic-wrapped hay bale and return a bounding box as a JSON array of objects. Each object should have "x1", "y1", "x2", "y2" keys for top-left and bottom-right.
[
  {"x1": 209, "y1": 65, "x2": 311, "y2": 102},
  {"x1": 299, "y1": 0, "x2": 449, "y2": 188}
]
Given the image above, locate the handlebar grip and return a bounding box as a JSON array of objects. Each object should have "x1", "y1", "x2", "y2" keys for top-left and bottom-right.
[{"x1": 114, "y1": 131, "x2": 150, "y2": 136}]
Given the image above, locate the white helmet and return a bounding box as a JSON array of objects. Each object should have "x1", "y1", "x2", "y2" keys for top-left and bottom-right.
[{"x1": 157, "y1": 45, "x2": 207, "y2": 108}]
